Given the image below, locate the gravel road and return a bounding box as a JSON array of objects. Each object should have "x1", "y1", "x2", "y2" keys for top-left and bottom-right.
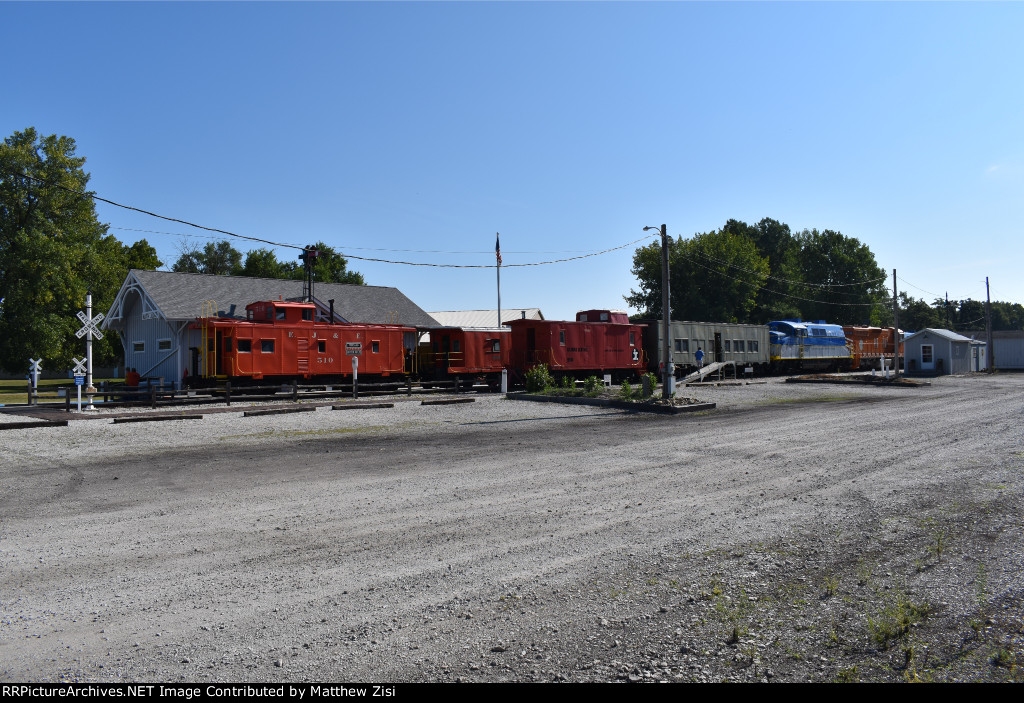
[{"x1": 1, "y1": 374, "x2": 1022, "y2": 683}]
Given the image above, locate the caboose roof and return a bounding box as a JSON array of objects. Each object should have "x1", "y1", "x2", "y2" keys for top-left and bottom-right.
[{"x1": 103, "y1": 269, "x2": 440, "y2": 329}]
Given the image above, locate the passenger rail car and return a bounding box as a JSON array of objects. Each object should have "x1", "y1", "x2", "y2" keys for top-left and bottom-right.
[
  {"x1": 194, "y1": 300, "x2": 416, "y2": 382},
  {"x1": 641, "y1": 320, "x2": 770, "y2": 376},
  {"x1": 505, "y1": 311, "x2": 646, "y2": 382},
  {"x1": 768, "y1": 320, "x2": 852, "y2": 372}
]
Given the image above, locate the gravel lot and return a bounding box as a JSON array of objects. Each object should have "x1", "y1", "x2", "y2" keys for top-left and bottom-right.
[{"x1": 1, "y1": 374, "x2": 1022, "y2": 683}]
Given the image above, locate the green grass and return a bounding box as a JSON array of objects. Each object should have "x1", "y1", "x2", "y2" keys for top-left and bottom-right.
[{"x1": 0, "y1": 378, "x2": 118, "y2": 405}]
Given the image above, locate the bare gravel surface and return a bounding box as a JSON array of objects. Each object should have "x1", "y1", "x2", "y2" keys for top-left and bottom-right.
[{"x1": 1, "y1": 374, "x2": 1022, "y2": 683}]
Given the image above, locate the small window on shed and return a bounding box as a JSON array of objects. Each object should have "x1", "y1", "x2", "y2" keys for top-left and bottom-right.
[
  {"x1": 261, "y1": 339, "x2": 275, "y2": 353},
  {"x1": 371, "y1": 341, "x2": 380, "y2": 354},
  {"x1": 559, "y1": 330, "x2": 566, "y2": 346},
  {"x1": 237, "y1": 339, "x2": 252, "y2": 353},
  {"x1": 132, "y1": 341, "x2": 145, "y2": 353},
  {"x1": 318, "y1": 340, "x2": 326, "y2": 353},
  {"x1": 157, "y1": 339, "x2": 172, "y2": 352}
]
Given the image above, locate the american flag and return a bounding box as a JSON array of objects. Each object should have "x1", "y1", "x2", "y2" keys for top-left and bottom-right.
[{"x1": 495, "y1": 233, "x2": 502, "y2": 266}]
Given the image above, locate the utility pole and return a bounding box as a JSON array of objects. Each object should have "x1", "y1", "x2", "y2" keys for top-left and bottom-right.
[
  {"x1": 893, "y1": 270, "x2": 900, "y2": 376},
  {"x1": 660, "y1": 224, "x2": 672, "y2": 398},
  {"x1": 986, "y1": 276, "x2": 994, "y2": 373}
]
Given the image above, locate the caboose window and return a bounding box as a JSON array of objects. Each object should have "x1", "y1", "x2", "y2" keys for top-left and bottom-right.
[
  {"x1": 301, "y1": 308, "x2": 313, "y2": 321},
  {"x1": 371, "y1": 341, "x2": 379, "y2": 353},
  {"x1": 452, "y1": 340, "x2": 460, "y2": 353},
  {"x1": 578, "y1": 314, "x2": 588, "y2": 322},
  {"x1": 629, "y1": 332, "x2": 635, "y2": 346},
  {"x1": 261, "y1": 339, "x2": 275, "y2": 353},
  {"x1": 276, "y1": 309, "x2": 287, "y2": 320},
  {"x1": 318, "y1": 340, "x2": 326, "y2": 353},
  {"x1": 225, "y1": 338, "x2": 233, "y2": 353},
  {"x1": 600, "y1": 312, "x2": 609, "y2": 321},
  {"x1": 237, "y1": 339, "x2": 252, "y2": 353},
  {"x1": 491, "y1": 340, "x2": 500, "y2": 352},
  {"x1": 559, "y1": 330, "x2": 566, "y2": 346}
]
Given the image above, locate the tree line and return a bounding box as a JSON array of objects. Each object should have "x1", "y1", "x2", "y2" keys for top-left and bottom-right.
[
  {"x1": 0, "y1": 128, "x2": 363, "y2": 374},
  {"x1": 626, "y1": 217, "x2": 1022, "y2": 333}
]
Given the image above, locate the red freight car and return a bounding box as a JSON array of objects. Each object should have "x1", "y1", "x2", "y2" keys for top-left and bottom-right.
[
  {"x1": 843, "y1": 325, "x2": 903, "y2": 370},
  {"x1": 505, "y1": 310, "x2": 646, "y2": 381},
  {"x1": 195, "y1": 300, "x2": 416, "y2": 382},
  {"x1": 418, "y1": 328, "x2": 508, "y2": 384}
]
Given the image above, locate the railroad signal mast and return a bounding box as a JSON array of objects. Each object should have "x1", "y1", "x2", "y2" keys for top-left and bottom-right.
[{"x1": 299, "y1": 245, "x2": 320, "y2": 302}]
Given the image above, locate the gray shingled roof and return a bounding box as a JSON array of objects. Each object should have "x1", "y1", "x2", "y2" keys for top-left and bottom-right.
[{"x1": 124, "y1": 270, "x2": 439, "y2": 327}]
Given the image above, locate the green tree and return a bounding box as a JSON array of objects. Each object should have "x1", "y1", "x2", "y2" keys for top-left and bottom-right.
[
  {"x1": 794, "y1": 229, "x2": 889, "y2": 325},
  {"x1": 0, "y1": 128, "x2": 159, "y2": 372},
  {"x1": 284, "y1": 241, "x2": 364, "y2": 285},
  {"x1": 626, "y1": 226, "x2": 768, "y2": 322},
  {"x1": 172, "y1": 240, "x2": 243, "y2": 275},
  {"x1": 242, "y1": 247, "x2": 285, "y2": 279}
]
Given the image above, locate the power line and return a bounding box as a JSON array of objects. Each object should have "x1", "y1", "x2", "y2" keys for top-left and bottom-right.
[
  {"x1": 5, "y1": 170, "x2": 649, "y2": 268},
  {"x1": 689, "y1": 248, "x2": 889, "y2": 289}
]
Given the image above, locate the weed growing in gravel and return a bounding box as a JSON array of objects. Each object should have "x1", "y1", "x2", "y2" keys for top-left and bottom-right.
[
  {"x1": 834, "y1": 665, "x2": 859, "y2": 683},
  {"x1": 823, "y1": 574, "x2": 840, "y2": 597},
  {"x1": 920, "y1": 517, "x2": 951, "y2": 564},
  {"x1": 867, "y1": 593, "x2": 931, "y2": 650}
]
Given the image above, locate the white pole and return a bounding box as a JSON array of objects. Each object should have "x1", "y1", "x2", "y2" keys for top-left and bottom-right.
[{"x1": 85, "y1": 292, "x2": 96, "y2": 410}]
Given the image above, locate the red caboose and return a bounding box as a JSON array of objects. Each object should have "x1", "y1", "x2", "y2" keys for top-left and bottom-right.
[
  {"x1": 418, "y1": 328, "x2": 508, "y2": 383},
  {"x1": 505, "y1": 310, "x2": 646, "y2": 381},
  {"x1": 195, "y1": 300, "x2": 416, "y2": 382}
]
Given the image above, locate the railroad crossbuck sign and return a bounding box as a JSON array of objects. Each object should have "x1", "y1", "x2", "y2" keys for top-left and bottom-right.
[
  {"x1": 76, "y1": 310, "x2": 104, "y2": 340},
  {"x1": 72, "y1": 357, "x2": 87, "y2": 375}
]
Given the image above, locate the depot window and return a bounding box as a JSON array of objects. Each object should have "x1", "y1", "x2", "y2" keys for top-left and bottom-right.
[
  {"x1": 237, "y1": 340, "x2": 252, "y2": 353},
  {"x1": 132, "y1": 341, "x2": 145, "y2": 353},
  {"x1": 157, "y1": 339, "x2": 172, "y2": 352},
  {"x1": 261, "y1": 339, "x2": 275, "y2": 353}
]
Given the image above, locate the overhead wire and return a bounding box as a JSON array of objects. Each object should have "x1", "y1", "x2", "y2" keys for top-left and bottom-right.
[
  {"x1": 689, "y1": 248, "x2": 889, "y2": 290},
  {"x1": 4, "y1": 170, "x2": 649, "y2": 268}
]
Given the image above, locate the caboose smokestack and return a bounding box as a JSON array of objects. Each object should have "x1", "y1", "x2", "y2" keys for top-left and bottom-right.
[{"x1": 329, "y1": 299, "x2": 335, "y2": 325}]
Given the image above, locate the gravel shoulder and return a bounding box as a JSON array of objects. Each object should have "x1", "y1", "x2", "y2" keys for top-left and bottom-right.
[{"x1": 1, "y1": 375, "x2": 1022, "y2": 682}]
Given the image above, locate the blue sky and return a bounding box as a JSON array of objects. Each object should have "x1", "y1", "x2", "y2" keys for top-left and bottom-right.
[{"x1": 4, "y1": 1, "x2": 1022, "y2": 321}]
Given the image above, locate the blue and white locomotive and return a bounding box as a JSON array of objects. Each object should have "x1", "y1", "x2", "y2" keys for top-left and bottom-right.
[{"x1": 768, "y1": 319, "x2": 852, "y2": 372}]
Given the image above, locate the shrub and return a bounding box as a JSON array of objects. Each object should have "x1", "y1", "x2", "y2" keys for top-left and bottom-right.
[
  {"x1": 583, "y1": 375, "x2": 602, "y2": 394},
  {"x1": 619, "y1": 379, "x2": 634, "y2": 400},
  {"x1": 524, "y1": 364, "x2": 554, "y2": 393}
]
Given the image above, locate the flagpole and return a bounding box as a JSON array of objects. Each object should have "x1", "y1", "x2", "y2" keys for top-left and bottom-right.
[{"x1": 496, "y1": 232, "x2": 502, "y2": 329}]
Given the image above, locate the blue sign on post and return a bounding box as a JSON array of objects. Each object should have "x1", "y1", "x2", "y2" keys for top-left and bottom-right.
[{"x1": 74, "y1": 375, "x2": 85, "y2": 386}]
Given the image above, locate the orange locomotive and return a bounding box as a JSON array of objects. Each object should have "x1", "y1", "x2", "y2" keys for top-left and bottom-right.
[{"x1": 843, "y1": 325, "x2": 904, "y2": 370}]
